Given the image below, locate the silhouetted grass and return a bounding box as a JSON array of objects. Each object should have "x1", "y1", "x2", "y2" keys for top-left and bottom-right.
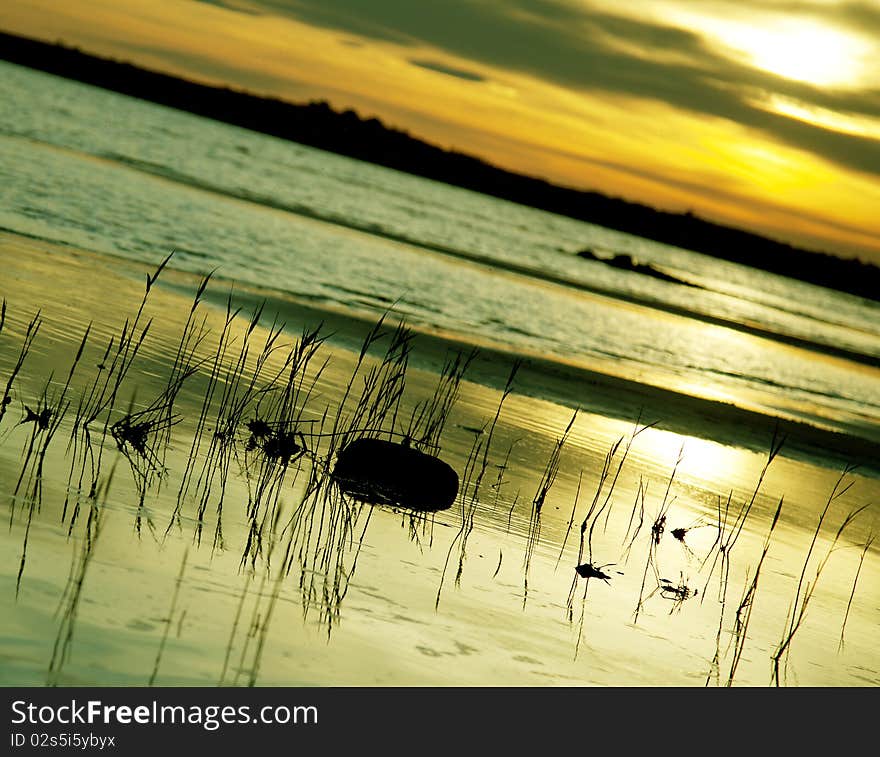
[
  {"x1": 172, "y1": 291, "x2": 243, "y2": 535},
  {"x1": 555, "y1": 470, "x2": 583, "y2": 570},
  {"x1": 406, "y1": 349, "x2": 475, "y2": 453},
  {"x1": 454, "y1": 362, "x2": 516, "y2": 587},
  {"x1": 12, "y1": 325, "x2": 91, "y2": 594},
  {"x1": 838, "y1": 533, "x2": 873, "y2": 652},
  {"x1": 564, "y1": 439, "x2": 621, "y2": 622},
  {"x1": 64, "y1": 254, "x2": 173, "y2": 534},
  {"x1": 524, "y1": 408, "x2": 577, "y2": 608},
  {"x1": 724, "y1": 495, "x2": 784, "y2": 686},
  {"x1": 562, "y1": 419, "x2": 651, "y2": 656},
  {"x1": 702, "y1": 428, "x2": 786, "y2": 600},
  {"x1": 0, "y1": 308, "x2": 41, "y2": 429},
  {"x1": 771, "y1": 465, "x2": 868, "y2": 686},
  {"x1": 435, "y1": 361, "x2": 517, "y2": 609},
  {"x1": 117, "y1": 271, "x2": 214, "y2": 507},
  {"x1": 699, "y1": 430, "x2": 786, "y2": 683},
  {"x1": 620, "y1": 476, "x2": 647, "y2": 563},
  {"x1": 633, "y1": 442, "x2": 683, "y2": 624},
  {"x1": 186, "y1": 306, "x2": 288, "y2": 549},
  {"x1": 239, "y1": 324, "x2": 328, "y2": 570}
]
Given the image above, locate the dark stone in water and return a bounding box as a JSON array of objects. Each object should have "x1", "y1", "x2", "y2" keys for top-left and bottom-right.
[
  {"x1": 576, "y1": 248, "x2": 699, "y2": 288},
  {"x1": 332, "y1": 438, "x2": 459, "y2": 512},
  {"x1": 575, "y1": 247, "x2": 599, "y2": 260}
]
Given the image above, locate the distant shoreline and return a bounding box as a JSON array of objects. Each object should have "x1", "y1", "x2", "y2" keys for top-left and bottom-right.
[{"x1": 2, "y1": 30, "x2": 879, "y2": 302}]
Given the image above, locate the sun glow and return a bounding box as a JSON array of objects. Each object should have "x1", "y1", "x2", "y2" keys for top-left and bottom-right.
[
  {"x1": 719, "y1": 19, "x2": 867, "y2": 87},
  {"x1": 761, "y1": 94, "x2": 880, "y2": 139}
]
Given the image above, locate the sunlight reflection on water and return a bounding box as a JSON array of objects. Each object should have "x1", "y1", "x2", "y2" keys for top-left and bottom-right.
[{"x1": 1, "y1": 239, "x2": 877, "y2": 686}]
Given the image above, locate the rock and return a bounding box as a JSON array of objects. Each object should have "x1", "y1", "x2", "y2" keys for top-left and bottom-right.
[{"x1": 331, "y1": 438, "x2": 459, "y2": 511}]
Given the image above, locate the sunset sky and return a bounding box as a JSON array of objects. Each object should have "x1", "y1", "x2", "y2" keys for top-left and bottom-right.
[{"x1": 3, "y1": 0, "x2": 880, "y2": 263}]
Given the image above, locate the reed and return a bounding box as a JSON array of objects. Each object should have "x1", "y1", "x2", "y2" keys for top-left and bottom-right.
[
  {"x1": 436, "y1": 361, "x2": 517, "y2": 609},
  {"x1": 523, "y1": 408, "x2": 577, "y2": 608},
  {"x1": 703, "y1": 491, "x2": 733, "y2": 686},
  {"x1": 564, "y1": 439, "x2": 621, "y2": 621},
  {"x1": 454, "y1": 361, "x2": 515, "y2": 587},
  {"x1": 724, "y1": 495, "x2": 784, "y2": 686},
  {"x1": 703, "y1": 428, "x2": 786, "y2": 598},
  {"x1": 173, "y1": 290, "x2": 242, "y2": 528},
  {"x1": 63, "y1": 254, "x2": 173, "y2": 533},
  {"x1": 560, "y1": 420, "x2": 650, "y2": 656},
  {"x1": 111, "y1": 272, "x2": 213, "y2": 490},
  {"x1": 699, "y1": 430, "x2": 785, "y2": 683},
  {"x1": 12, "y1": 325, "x2": 91, "y2": 593},
  {"x1": 620, "y1": 477, "x2": 647, "y2": 563},
  {"x1": 555, "y1": 470, "x2": 584, "y2": 570},
  {"x1": 435, "y1": 425, "x2": 485, "y2": 609},
  {"x1": 0, "y1": 308, "x2": 41, "y2": 429},
  {"x1": 838, "y1": 533, "x2": 874, "y2": 652},
  {"x1": 238, "y1": 324, "x2": 328, "y2": 570},
  {"x1": 188, "y1": 306, "x2": 288, "y2": 549},
  {"x1": 771, "y1": 466, "x2": 868, "y2": 686},
  {"x1": 632, "y1": 442, "x2": 683, "y2": 624},
  {"x1": 404, "y1": 348, "x2": 476, "y2": 452}
]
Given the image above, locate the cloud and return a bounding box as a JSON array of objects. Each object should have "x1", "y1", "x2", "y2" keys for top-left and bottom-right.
[
  {"x1": 725, "y1": 0, "x2": 880, "y2": 36},
  {"x1": 191, "y1": 0, "x2": 263, "y2": 16},
  {"x1": 189, "y1": 1, "x2": 880, "y2": 177},
  {"x1": 408, "y1": 59, "x2": 486, "y2": 82}
]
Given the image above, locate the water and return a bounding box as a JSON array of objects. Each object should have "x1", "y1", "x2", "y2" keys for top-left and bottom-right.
[
  {"x1": 1, "y1": 61, "x2": 878, "y2": 440},
  {"x1": 0, "y1": 61, "x2": 878, "y2": 687}
]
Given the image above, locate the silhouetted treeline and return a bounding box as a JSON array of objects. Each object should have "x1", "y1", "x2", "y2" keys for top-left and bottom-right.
[{"x1": 2, "y1": 31, "x2": 878, "y2": 301}]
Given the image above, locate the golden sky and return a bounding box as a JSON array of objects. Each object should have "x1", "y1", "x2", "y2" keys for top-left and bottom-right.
[{"x1": 3, "y1": 0, "x2": 880, "y2": 263}]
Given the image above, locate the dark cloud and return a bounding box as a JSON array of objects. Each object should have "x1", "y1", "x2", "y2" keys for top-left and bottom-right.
[
  {"x1": 408, "y1": 59, "x2": 486, "y2": 82},
  {"x1": 835, "y1": 0, "x2": 880, "y2": 32},
  {"x1": 192, "y1": 0, "x2": 263, "y2": 16},
  {"x1": 201, "y1": 0, "x2": 880, "y2": 177}
]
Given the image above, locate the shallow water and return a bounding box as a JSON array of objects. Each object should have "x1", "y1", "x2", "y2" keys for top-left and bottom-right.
[
  {"x1": 2, "y1": 60, "x2": 879, "y2": 687},
  {"x1": 1, "y1": 240, "x2": 877, "y2": 686}
]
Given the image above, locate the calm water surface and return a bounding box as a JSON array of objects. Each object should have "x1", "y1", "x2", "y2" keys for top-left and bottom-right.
[{"x1": 0, "y1": 62, "x2": 878, "y2": 686}]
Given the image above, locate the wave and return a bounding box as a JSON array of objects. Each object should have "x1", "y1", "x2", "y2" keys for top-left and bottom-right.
[{"x1": 78, "y1": 149, "x2": 880, "y2": 371}]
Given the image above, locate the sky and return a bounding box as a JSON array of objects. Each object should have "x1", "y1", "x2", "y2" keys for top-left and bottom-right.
[{"x1": 3, "y1": 0, "x2": 880, "y2": 263}]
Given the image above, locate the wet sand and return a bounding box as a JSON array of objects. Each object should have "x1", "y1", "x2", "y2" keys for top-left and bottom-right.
[{"x1": 1, "y1": 232, "x2": 878, "y2": 686}]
